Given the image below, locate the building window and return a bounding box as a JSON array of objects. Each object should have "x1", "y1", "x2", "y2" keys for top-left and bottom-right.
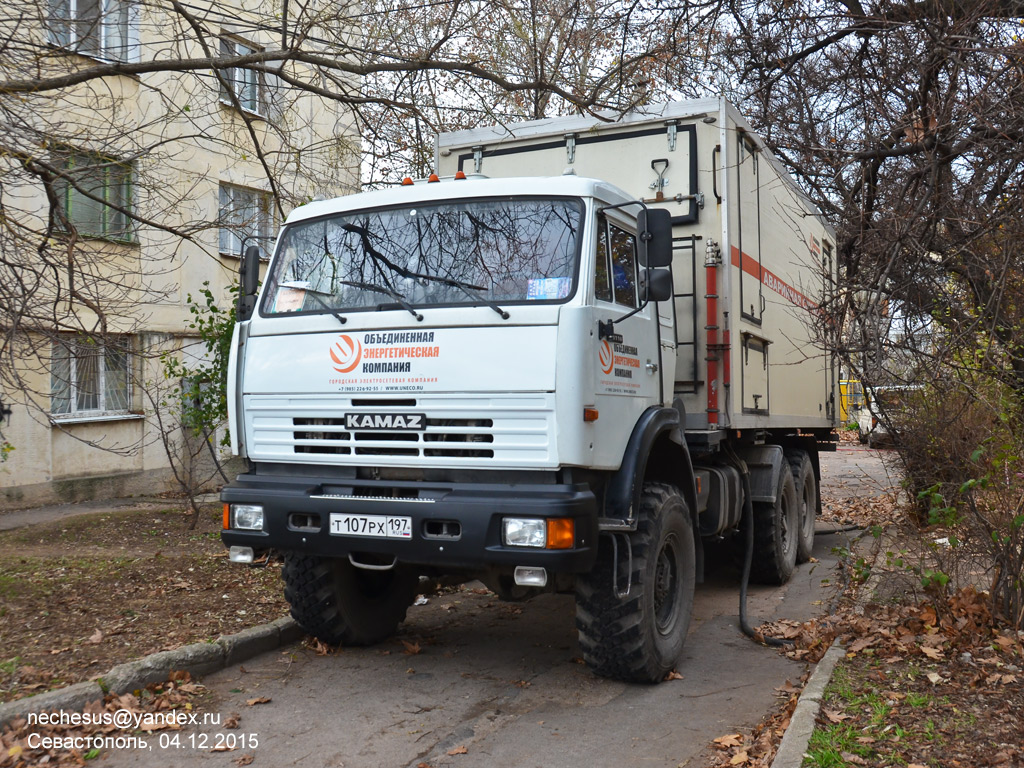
[
  {"x1": 55, "y1": 150, "x2": 133, "y2": 241},
  {"x1": 219, "y1": 183, "x2": 274, "y2": 257},
  {"x1": 47, "y1": 0, "x2": 137, "y2": 62},
  {"x1": 51, "y1": 337, "x2": 132, "y2": 417},
  {"x1": 220, "y1": 37, "x2": 268, "y2": 116}
]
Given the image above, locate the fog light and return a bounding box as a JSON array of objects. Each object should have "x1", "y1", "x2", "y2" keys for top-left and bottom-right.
[
  {"x1": 503, "y1": 518, "x2": 546, "y2": 548},
  {"x1": 514, "y1": 566, "x2": 547, "y2": 587},
  {"x1": 231, "y1": 504, "x2": 264, "y2": 531},
  {"x1": 229, "y1": 546, "x2": 255, "y2": 563}
]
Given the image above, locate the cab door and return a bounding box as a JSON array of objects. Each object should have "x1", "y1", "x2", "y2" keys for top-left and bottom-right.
[{"x1": 590, "y1": 212, "x2": 661, "y2": 467}]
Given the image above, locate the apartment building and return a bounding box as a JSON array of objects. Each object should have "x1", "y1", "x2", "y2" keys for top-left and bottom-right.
[{"x1": 0, "y1": 0, "x2": 358, "y2": 506}]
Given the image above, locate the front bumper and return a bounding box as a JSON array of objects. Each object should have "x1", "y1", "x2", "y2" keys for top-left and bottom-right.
[{"x1": 221, "y1": 471, "x2": 598, "y2": 573}]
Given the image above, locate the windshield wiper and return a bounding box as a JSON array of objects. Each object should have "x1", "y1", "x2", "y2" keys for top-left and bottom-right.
[
  {"x1": 335, "y1": 279, "x2": 423, "y2": 322},
  {"x1": 303, "y1": 291, "x2": 347, "y2": 325},
  {"x1": 416, "y1": 273, "x2": 510, "y2": 320},
  {"x1": 343, "y1": 223, "x2": 509, "y2": 320}
]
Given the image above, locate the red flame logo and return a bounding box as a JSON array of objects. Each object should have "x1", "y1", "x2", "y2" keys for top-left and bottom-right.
[
  {"x1": 330, "y1": 334, "x2": 362, "y2": 373},
  {"x1": 599, "y1": 340, "x2": 614, "y2": 375}
]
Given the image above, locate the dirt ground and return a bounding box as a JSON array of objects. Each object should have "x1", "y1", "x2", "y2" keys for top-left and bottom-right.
[
  {"x1": 2, "y1": 438, "x2": 1022, "y2": 768},
  {"x1": 0, "y1": 503, "x2": 287, "y2": 703}
]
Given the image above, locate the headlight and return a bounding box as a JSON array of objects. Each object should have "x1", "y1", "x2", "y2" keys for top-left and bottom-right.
[
  {"x1": 231, "y1": 504, "x2": 264, "y2": 531},
  {"x1": 503, "y1": 518, "x2": 546, "y2": 548}
]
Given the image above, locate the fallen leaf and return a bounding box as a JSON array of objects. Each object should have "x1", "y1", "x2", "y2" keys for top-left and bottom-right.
[
  {"x1": 402, "y1": 640, "x2": 422, "y2": 655},
  {"x1": 447, "y1": 745, "x2": 468, "y2": 755},
  {"x1": 729, "y1": 750, "x2": 749, "y2": 765},
  {"x1": 822, "y1": 707, "x2": 849, "y2": 723},
  {"x1": 246, "y1": 697, "x2": 271, "y2": 706},
  {"x1": 713, "y1": 734, "x2": 743, "y2": 748},
  {"x1": 1002, "y1": 674, "x2": 1018, "y2": 684},
  {"x1": 841, "y1": 752, "x2": 867, "y2": 765},
  {"x1": 908, "y1": 764, "x2": 929, "y2": 768},
  {"x1": 234, "y1": 756, "x2": 255, "y2": 766},
  {"x1": 224, "y1": 713, "x2": 240, "y2": 729},
  {"x1": 87, "y1": 629, "x2": 103, "y2": 644},
  {"x1": 211, "y1": 743, "x2": 236, "y2": 752},
  {"x1": 664, "y1": 669, "x2": 684, "y2": 681},
  {"x1": 921, "y1": 646, "x2": 944, "y2": 660},
  {"x1": 847, "y1": 636, "x2": 875, "y2": 654},
  {"x1": 926, "y1": 672, "x2": 944, "y2": 685},
  {"x1": 775, "y1": 680, "x2": 801, "y2": 694}
]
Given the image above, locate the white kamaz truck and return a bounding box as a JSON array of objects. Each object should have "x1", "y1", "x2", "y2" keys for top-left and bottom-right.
[{"x1": 221, "y1": 99, "x2": 837, "y2": 682}]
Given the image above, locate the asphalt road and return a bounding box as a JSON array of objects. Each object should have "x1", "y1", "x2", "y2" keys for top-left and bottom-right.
[{"x1": 104, "y1": 447, "x2": 888, "y2": 768}]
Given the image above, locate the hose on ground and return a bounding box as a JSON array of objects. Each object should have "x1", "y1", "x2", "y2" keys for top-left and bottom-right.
[{"x1": 737, "y1": 464, "x2": 793, "y2": 647}]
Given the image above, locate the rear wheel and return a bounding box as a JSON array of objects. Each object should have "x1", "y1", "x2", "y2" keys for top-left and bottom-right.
[
  {"x1": 749, "y1": 467, "x2": 799, "y2": 585},
  {"x1": 575, "y1": 483, "x2": 696, "y2": 683},
  {"x1": 282, "y1": 553, "x2": 418, "y2": 646},
  {"x1": 788, "y1": 451, "x2": 818, "y2": 563}
]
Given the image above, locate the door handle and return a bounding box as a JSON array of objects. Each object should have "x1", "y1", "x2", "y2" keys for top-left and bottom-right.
[{"x1": 646, "y1": 360, "x2": 659, "y2": 374}]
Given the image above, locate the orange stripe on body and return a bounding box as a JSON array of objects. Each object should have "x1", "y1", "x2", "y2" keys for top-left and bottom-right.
[{"x1": 729, "y1": 246, "x2": 817, "y2": 311}]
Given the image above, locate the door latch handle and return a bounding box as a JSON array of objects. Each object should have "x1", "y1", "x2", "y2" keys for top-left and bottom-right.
[{"x1": 646, "y1": 360, "x2": 659, "y2": 374}]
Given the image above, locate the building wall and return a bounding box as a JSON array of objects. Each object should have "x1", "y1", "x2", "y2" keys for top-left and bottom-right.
[{"x1": 0, "y1": 0, "x2": 359, "y2": 508}]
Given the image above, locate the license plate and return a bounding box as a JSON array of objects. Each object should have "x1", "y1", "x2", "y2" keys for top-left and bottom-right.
[{"x1": 329, "y1": 513, "x2": 412, "y2": 539}]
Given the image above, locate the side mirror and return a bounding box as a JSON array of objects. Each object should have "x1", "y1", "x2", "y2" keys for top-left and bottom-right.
[
  {"x1": 640, "y1": 268, "x2": 673, "y2": 303},
  {"x1": 237, "y1": 245, "x2": 261, "y2": 321},
  {"x1": 637, "y1": 208, "x2": 673, "y2": 268}
]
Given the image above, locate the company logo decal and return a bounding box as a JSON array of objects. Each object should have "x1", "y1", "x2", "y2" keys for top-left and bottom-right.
[
  {"x1": 599, "y1": 340, "x2": 615, "y2": 375},
  {"x1": 328, "y1": 331, "x2": 441, "y2": 393},
  {"x1": 330, "y1": 334, "x2": 362, "y2": 373}
]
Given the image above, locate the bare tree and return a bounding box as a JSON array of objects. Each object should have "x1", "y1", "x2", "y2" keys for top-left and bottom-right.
[{"x1": 0, "y1": 0, "x2": 684, "y2": 475}]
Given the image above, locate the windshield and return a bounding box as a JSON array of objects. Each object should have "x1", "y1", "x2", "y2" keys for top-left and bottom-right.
[{"x1": 262, "y1": 197, "x2": 583, "y2": 316}]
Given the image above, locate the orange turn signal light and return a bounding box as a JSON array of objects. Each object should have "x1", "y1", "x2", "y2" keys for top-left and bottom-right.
[
  {"x1": 583, "y1": 407, "x2": 599, "y2": 422},
  {"x1": 427, "y1": 173, "x2": 440, "y2": 183},
  {"x1": 454, "y1": 171, "x2": 467, "y2": 180},
  {"x1": 222, "y1": 503, "x2": 231, "y2": 530},
  {"x1": 546, "y1": 518, "x2": 575, "y2": 549},
  {"x1": 401, "y1": 177, "x2": 414, "y2": 186}
]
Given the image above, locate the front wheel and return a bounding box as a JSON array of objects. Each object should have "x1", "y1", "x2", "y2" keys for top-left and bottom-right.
[
  {"x1": 282, "y1": 553, "x2": 419, "y2": 646},
  {"x1": 575, "y1": 483, "x2": 696, "y2": 683}
]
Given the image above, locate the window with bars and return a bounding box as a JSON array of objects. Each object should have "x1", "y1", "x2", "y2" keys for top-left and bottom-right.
[
  {"x1": 55, "y1": 150, "x2": 133, "y2": 241},
  {"x1": 219, "y1": 183, "x2": 274, "y2": 257},
  {"x1": 51, "y1": 337, "x2": 132, "y2": 417},
  {"x1": 47, "y1": 0, "x2": 138, "y2": 62}
]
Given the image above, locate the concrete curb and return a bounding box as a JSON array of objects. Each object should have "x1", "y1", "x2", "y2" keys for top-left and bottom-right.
[
  {"x1": 771, "y1": 640, "x2": 845, "y2": 768},
  {"x1": 0, "y1": 616, "x2": 303, "y2": 727},
  {"x1": 768, "y1": 523, "x2": 894, "y2": 767}
]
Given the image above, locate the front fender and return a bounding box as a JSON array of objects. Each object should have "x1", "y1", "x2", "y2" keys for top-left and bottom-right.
[{"x1": 605, "y1": 407, "x2": 697, "y2": 526}]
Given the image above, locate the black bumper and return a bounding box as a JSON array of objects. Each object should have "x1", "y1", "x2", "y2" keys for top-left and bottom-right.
[{"x1": 221, "y1": 471, "x2": 599, "y2": 573}]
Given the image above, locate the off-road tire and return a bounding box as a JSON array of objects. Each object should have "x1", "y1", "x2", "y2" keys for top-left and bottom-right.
[
  {"x1": 282, "y1": 553, "x2": 418, "y2": 646},
  {"x1": 788, "y1": 450, "x2": 818, "y2": 563},
  {"x1": 749, "y1": 467, "x2": 799, "y2": 585},
  {"x1": 575, "y1": 483, "x2": 696, "y2": 683}
]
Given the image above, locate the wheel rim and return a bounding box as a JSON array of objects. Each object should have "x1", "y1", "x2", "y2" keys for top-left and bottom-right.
[
  {"x1": 779, "y1": 495, "x2": 793, "y2": 553},
  {"x1": 654, "y1": 533, "x2": 680, "y2": 634},
  {"x1": 801, "y1": 477, "x2": 815, "y2": 537}
]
